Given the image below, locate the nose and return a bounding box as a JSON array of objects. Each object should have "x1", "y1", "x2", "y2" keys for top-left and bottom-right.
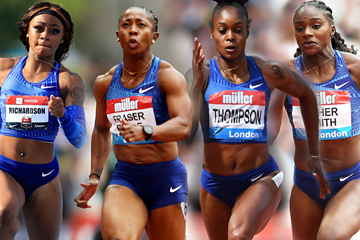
[
  {"x1": 40, "y1": 30, "x2": 50, "y2": 40},
  {"x1": 303, "y1": 26, "x2": 313, "y2": 38},
  {"x1": 129, "y1": 24, "x2": 138, "y2": 36},
  {"x1": 226, "y1": 30, "x2": 235, "y2": 41}
]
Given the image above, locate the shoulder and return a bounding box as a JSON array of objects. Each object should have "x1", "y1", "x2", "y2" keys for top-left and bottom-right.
[
  {"x1": 93, "y1": 65, "x2": 118, "y2": 98},
  {"x1": 59, "y1": 66, "x2": 83, "y2": 85},
  {"x1": 341, "y1": 51, "x2": 360, "y2": 76},
  {"x1": 0, "y1": 57, "x2": 22, "y2": 72},
  {"x1": 157, "y1": 60, "x2": 185, "y2": 83},
  {"x1": 250, "y1": 55, "x2": 291, "y2": 80}
]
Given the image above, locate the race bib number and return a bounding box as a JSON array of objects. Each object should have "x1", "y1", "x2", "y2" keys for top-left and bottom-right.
[
  {"x1": 292, "y1": 90, "x2": 351, "y2": 140},
  {"x1": 6, "y1": 95, "x2": 49, "y2": 130},
  {"x1": 208, "y1": 90, "x2": 266, "y2": 140},
  {"x1": 106, "y1": 96, "x2": 156, "y2": 143}
]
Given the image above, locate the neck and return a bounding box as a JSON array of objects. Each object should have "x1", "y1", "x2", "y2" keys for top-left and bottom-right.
[{"x1": 218, "y1": 53, "x2": 245, "y2": 62}]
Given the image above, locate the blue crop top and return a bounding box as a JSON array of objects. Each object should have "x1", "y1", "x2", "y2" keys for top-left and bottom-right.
[
  {"x1": 286, "y1": 50, "x2": 360, "y2": 141},
  {"x1": 199, "y1": 56, "x2": 271, "y2": 144},
  {"x1": 106, "y1": 56, "x2": 170, "y2": 145},
  {"x1": 0, "y1": 56, "x2": 61, "y2": 142}
]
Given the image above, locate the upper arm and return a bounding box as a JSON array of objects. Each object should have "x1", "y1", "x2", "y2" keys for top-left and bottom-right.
[
  {"x1": 263, "y1": 60, "x2": 311, "y2": 100},
  {"x1": 344, "y1": 52, "x2": 360, "y2": 90},
  {"x1": 0, "y1": 57, "x2": 20, "y2": 85},
  {"x1": 93, "y1": 72, "x2": 113, "y2": 131},
  {"x1": 59, "y1": 70, "x2": 85, "y2": 107},
  {"x1": 158, "y1": 67, "x2": 192, "y2": 124}
]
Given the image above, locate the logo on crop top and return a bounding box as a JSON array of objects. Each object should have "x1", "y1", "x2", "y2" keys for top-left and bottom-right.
[
  {"x1": 249, "y1": 83, "x2": 263, "y2": 89},
  {"x1": 40, "y1": 85, "x2": 56, "y2": 89},
  {"x1": 334, "y1": 81, "x2": 349, "y2": 90},
  {"x1": 139, "y1": 86, "x2": 154, "y2": 94}
]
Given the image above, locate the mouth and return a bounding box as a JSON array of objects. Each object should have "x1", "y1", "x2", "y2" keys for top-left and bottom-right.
[
  {"x1": 225, "y1": 45, "x2": 237, "y2": 52},
  {"x1": 302, "y1": 41, "x2": 316, "y2": 47},
  {"x1": 128, "y1": 38, "x2": 138, "y2": 48}
]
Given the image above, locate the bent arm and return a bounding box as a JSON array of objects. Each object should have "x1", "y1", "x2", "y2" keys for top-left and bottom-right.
[
  {"x1": 151, "y1": 68, "x2": 192, "y2": 142},
  {"x1": 58, "y1": 72, "x2": 87, "y2": 148}
]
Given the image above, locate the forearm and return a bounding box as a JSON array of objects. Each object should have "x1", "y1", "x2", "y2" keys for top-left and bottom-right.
[
  {"x1": 299, "y1": 92, "x2": 319, "y2": 156},
  {"x1": 150, "y1": 116, "x2": 191, "y2": 142},
  {"x1": 188, "y1": 84, "x2": 203, "y2": 142},
  {"x1": 90, "y1": 127, "x2": 112, "y2": 178},
  {"x1": 58, "y1": 105, "x2": 87, "y2": 148}
]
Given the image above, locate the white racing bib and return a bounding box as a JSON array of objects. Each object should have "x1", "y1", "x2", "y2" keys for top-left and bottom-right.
[
  {"x1": 292, "y1": 90, "x2": 351, "y2": 140},
  {"x1": 208, "y1": 90, "x2": 266, "y2": 140},
  {"x1": 6, "y1": 95, "x2": 49, "y2": 130},
  {"x1": 106, "y1": 96, "x2": 156, "y2": 144}
]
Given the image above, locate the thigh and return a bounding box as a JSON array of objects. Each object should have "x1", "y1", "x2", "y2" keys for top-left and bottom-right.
[
  {"x1": 290, "y1": 184, "x2": 323, "y2": 240},
  {"x1": 0, "y1": 170, "x2": 25, "y2": 239},
  {"x1": 229, "y1": 172, "x2": 282, "y2": 239},
  {"x1": 22, "y1": 175, "x2": 62, "y2": 240},
  {"x1": 318, "y1": 179, "x2": 360, "y2": 240},
  {"x1": 101, "y1": 184, "x2": 148, "y2": 240},
  {"x1": 199, "y1": 186, "x2": 232, "y2": 240},
  {"x1": 145, "y1": 202, "x2": 186, "y2": 240}
]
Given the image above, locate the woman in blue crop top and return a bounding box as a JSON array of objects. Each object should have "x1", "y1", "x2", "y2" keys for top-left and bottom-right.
[
  {"x1": 269, "y1": 1, "x2": 360, "y2": 239},
  {"x1": 186, "y1": 0, "x2": 327, "y2": 239},
  {"x1": 74, "y1": 6, "x2": 191, "y2": 240},
  {"x1": 0, "y1": 2, "x2": 86, "y2": 240}
]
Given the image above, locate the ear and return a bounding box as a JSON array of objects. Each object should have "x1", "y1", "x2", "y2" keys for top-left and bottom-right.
[
  {"x1": 330, "y1": 25, "x2": 336, "y2": 38},
  {"x1": 116, "y1": 31, "x2": 120, "y2": 39},
  {"x1": 152, "y1": 32, "x2": 160, "y2": 43},
  {"x1": 246, "y1": 27, "x2": 250, "y2": 39},
  {"x1": 210, "y1": 28, "x2": 214, "y2": 39}
]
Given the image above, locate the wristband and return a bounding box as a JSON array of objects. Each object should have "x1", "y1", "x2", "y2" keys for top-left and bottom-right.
[{"x1": 89, "y1": 173, "x2": 100, "y2": 180}]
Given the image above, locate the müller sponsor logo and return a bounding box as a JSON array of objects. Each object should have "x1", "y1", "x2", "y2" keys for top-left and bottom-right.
[
  {"x1": 114, "y1": 98, "x2": 139, "y2": 112},
  {"x1": 315, "y1": 92, "x2": 337, "y2": 105},
  {"x1": 222, "y1": 92, "x2": 254, "y2": 104}
]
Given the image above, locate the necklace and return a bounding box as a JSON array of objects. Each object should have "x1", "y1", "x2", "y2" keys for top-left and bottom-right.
[
  {"x1": 123, "y1": 55, "x2": 154, "y2": 76},
  {"x1": 302, "y1": 53, "x2": 335, "y2": 74},
  {"x1": 216, "y1": 57, "x2": 240, "y2": 73},
  {"x1": 29, "y1": 52, "x2": 61, "y2": 71}
]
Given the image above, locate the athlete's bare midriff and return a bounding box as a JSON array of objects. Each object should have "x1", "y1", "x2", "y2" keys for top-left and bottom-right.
[
  {"x1": 294, "y1": 135, "x2": 360, "y2": 173},
  {"x1": 113, "y1": 141, "x2": 178, "y2": 164},
  {"x1": 0, "y1": 134, "x2": 55, "y2": 164},
  {"x1": 203, "y1": 142, "x2": 270, "y2": 175}
]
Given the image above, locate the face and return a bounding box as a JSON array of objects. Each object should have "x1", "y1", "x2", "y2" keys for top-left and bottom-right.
[
  {"x1": 117, "y1": 8, "x2": 159, "y2": 55},
  {"x1": 293, "y1": 6, "x2": 335, "y2": 55},
  {"x1": 27, "y1": 14, "x2": 64, "y2": 60},
  {"x1": 211, "y1": 7, "x2": 249, "y2": 60}
]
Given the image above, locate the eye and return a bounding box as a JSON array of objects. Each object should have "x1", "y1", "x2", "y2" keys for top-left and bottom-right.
[
  {"x1": 122, "y1": 22, "x2": 129, "y2": 27},
  {"x1": 295, "y1": 26, "x2": 304, "y2": 32},
  {"x1": 50, "y1": 29, "x2": 61, "y2": 34},
  {"x1": 34, "y1": 25, "x2": 43, "y2": 31},
  {"x1": 235, "y1": 28, "x2": 242, "y2": 33},
  {"x1": 218, "y1": 29, "x2": 226, "y2": 34},
  {"x1": 312, "y1": 24, "x2": 321, "y2": 29},
  {"x1": 139, "y1": 23, "x2": 146, "y2": 27}
]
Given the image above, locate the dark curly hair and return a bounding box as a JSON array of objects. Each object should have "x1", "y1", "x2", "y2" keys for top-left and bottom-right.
[
  {"x1": 18, "y1": 2, "x2": 74, "y2": 63},
  {"x1": 293, "y1": 0, "x2": 357, "y2": 57},
  {"x1": 119, "y1": 6, "x2": 159, "y2": 33},
  {"x1": 209, "y1": 0, "x2": 251, "y2": 29}
]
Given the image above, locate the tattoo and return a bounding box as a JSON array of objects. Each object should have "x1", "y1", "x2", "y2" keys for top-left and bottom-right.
[
  {"x1": 71, "y1": 87, "x2": 85, "y2": 106},
  {"x1": 96, "y1": 168, "x2": 103, "y2": 176},
  {"x1": 106, "y1": 185, "x2": 122, "y2": 192},
  {"x1": 269, "y1": 65, "x2": 286, "y2": 81}
]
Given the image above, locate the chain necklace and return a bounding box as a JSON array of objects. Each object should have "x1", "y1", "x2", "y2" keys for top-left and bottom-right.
[
  {"x1": 216, "y1": 57, "x2": 240, "y2": 73},
  {"x1": 122, "y1": 55, "x2": 154, "y2": 84},
  {"x1": 29, "y1": 51, "x2": 61, "y2": 71},
  {"x1": 123, "y1": 55, "x2": 154, "y2": 76},
  {"x1": 302, "y1": 53, "x2": 335, "y2": 74}
]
